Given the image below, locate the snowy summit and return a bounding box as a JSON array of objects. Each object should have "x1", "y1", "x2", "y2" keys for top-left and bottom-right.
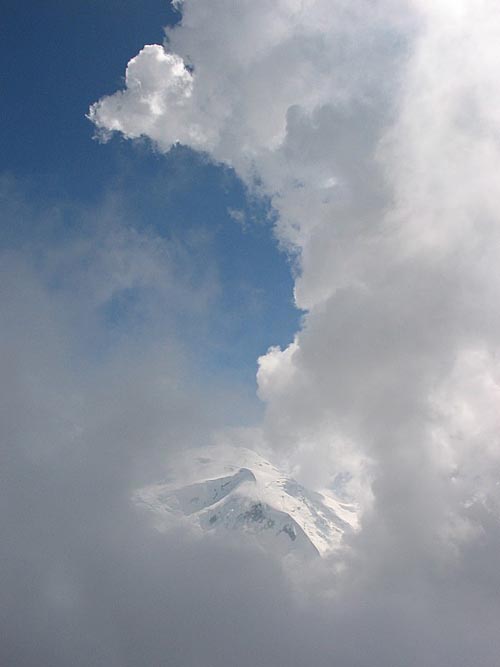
[{"x1": 134, "y1": 446, "x2": 358, "y2": 558}]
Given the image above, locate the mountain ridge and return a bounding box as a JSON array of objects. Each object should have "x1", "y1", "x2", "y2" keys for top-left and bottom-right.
[{"x1": 134, "y1": 445, "x2": 358, "y2": 558}]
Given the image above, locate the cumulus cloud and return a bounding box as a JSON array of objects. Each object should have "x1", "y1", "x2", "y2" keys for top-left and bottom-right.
[
  {"x1": 89, "y1": 47, "x2": 198, "y2": 146},
  {"x1": 4, "y1": 0, "x2": 498, "y2": 664},
  {"x1": 89, "y1": 0, "x2": 500, "y2": 527}
]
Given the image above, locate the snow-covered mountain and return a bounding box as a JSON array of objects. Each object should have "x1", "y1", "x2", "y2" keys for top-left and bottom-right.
[{"x1": 134, "y1": 446, "x2": 358, "y2": 558}]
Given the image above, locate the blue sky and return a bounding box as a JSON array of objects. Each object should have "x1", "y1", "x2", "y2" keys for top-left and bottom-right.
[{"x1": 1, "y1": 0, "x2": 299, "y2": 388}]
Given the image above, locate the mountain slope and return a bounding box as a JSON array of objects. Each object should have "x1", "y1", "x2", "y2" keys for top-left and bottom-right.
[{"x1": 134, "y1": 446, "x2": 358, "y2": 558}]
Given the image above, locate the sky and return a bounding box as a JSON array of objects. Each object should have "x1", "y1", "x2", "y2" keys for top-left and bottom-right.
[
  {"x1": 1, "y1": 0, "x2": 299, "y2": 388},
  {"x1": 3, "y1": 1, "x2": 500, "y2": 666}
]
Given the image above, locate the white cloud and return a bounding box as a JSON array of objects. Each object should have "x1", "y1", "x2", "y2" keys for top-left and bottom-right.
[
  {"x1": 88, "y1": 45, "x2": 212, "y2": 149},
  {"x1": 87, "y1": 1, "x2": 500, "y2": 662}
]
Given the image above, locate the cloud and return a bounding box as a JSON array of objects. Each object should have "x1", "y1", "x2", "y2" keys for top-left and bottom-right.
[
  {"x1": 0, "y1": 181, "x2": 289, "y2": 666},
  {"x1": 89, "y1": 0, "x2": 500, "y2": 534},
  {"x1": 3, "y1": 236, "x2": 500, "y2": 667},
  {"x1": 88, "y1": 46, "x2": 202, "y2": 148},
  {"x1": 2, "y1": 0, "x2": 497, "y2": 664}
]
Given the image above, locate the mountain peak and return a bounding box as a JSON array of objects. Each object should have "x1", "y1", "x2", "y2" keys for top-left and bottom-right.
[{"x1": 134, "y1": 445, "x2": 358, "y2": 558}]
